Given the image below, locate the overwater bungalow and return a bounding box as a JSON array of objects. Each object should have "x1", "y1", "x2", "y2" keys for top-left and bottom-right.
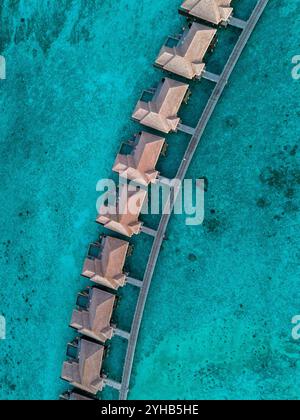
[
  {"x1": 70, "y1": 287, "x2": 115, "y2": 343},
  {"x1": 96, "y1": 184, "x2": 147, "y2": 237},
  {"x1": 82, "y1": 235, "x2": 129, "y2": 289},
  {"x1": 113, "y1": 132, "x2": 165, "y2": 185},
  {"x1": 61, "y1": 338, "x2": 105, "y2": 395},
  {"x1": 132, "y1": 78, "x2": 189, "y2": 133},
  {"x1": 179, "y1": 0, "x2": 233, "y2": 26},
  {"x1": 155, "y1": 23, "x2": 217, "y2": 80}
]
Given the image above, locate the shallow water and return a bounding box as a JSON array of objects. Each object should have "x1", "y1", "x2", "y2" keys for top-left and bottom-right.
[{"x1": 0, "y1": 0, "x2": 300, "y2": 400}]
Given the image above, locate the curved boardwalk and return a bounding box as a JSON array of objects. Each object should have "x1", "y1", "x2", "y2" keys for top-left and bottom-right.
[{"x1": 119, "y1": 0, "x2": 270, "y2": 400}]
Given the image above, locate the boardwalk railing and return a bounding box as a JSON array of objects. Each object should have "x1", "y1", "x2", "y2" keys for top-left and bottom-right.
[{"x1": 118, "y1": 0, "x2": 270, "y2": 400}]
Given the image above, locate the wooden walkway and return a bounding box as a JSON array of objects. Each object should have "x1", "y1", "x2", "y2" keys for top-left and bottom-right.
[
  {"x1": 126, "y1": 276, "x2": 143, "y2": 288},
  {"x1": 118, "y1": 0, "x2": 269, "y2": 400},
  {"x1": 104, "y1": 378, "x2": 122, "y2": 391},
  {"x1": 114, "y1": 328, "x2": 130, "y2": 340}
]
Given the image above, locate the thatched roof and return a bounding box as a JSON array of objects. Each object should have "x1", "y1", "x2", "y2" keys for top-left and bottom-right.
[
  {"x1": 82, "y1": 236, "x2": 129, "y2": 289},
  {"x1": 70, "y1": 288, "x2": 115, "y2": 343},
  {"x1": 96, "y1": 185, "x2": 147, "y2": 237},
  {"x1": 181, "y1": 0, "x2": 233, "y2": 25},
  {"x1": 132, "y1": 78, "x2": 189, "y2": 133},
  {"x1": 155, "y1": 23, "x2": 216, "y2": 79},
  {"x1": 61, "y1": 339, "x2": 104, "y2": 395},
  {"x1": 113, "y1": 132, "x2": 165, "y2": 185}
]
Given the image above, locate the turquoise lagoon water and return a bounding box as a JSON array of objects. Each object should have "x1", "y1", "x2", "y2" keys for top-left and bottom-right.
[{"x1": 0, "y1": 0, "x2": 300, "y2": 400}]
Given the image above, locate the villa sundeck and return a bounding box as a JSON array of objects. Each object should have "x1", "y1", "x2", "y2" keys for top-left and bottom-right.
[
  {"x1": 61, "y1": 338, "x2": 105, "y2": 395},
  {"x1": 179, "y1": 0, "x2": 233, "y2": 26},
  {"x1": 132, "y1": 78, "x2": 189, "y2": 133},
  {"x1": 81, "y1": 236, "x2": 129, "y2": 290},
  {"x1": 113, "y1": 131, "x2": 165, "y2": 185},
  {"x1": 155, "y1": 23, "x2": 217, "y2": 79},
  {"x1": 70, "y1": 287, "x2": 116, "y2": 343},
  {"x1": 96, "y1": 184, "x2": 148, "y2": 237}
]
